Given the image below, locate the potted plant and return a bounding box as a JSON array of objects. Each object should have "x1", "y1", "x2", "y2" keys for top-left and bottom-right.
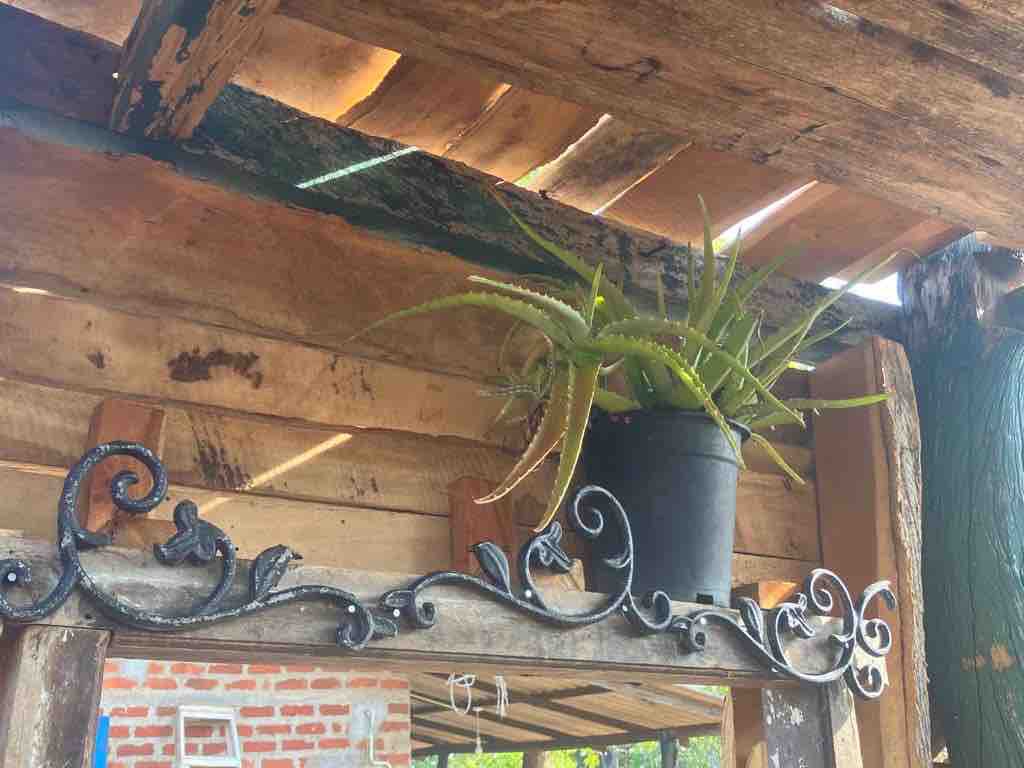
[{"x1": 354, "y1": 196, "x2": 889, "y2": 605}]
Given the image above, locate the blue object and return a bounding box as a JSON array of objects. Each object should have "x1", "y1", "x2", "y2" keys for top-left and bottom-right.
[{"x1": 92, "y1": 715, "x2": 109, "y2": 768}]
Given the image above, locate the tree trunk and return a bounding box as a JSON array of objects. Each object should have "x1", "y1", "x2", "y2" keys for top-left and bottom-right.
[{"x1": 901, "y1": 235, "x2": 1024, "y2": 766}]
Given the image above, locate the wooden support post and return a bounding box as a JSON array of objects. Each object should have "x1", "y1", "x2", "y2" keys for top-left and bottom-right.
[
  {"x1": 523, "y1": 750, "x2": 547, "y2": 768},
  {"x1": 437, "y1": 752, "x2": 450, "y2": 768},
  {"x1": 0, "y1": 625, "x2": 111, "y2": 767},
  {"x1": 901, "y1": 237, "x2": 1024, "y2": 766},
  {"x1": 111, "y1": 0, "x2": 280, "y2": 139},
  {"x1": 810, "y1": 337, "x2": 930, "y2": 768},
  {"x1": 659, "y1": 732, "x2": 678, "y2": 768}
]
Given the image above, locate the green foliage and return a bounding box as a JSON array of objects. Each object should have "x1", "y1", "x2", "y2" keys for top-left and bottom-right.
[
  {"x1": 354, "y1": 196, "x2": 890, "y2": 524},
  {"x1": 411, "y1": 738, "x2": 722, "y2": 768}
]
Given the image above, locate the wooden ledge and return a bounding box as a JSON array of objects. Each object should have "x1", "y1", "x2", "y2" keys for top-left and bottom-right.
[{"x1": 0, "y1": 530, "x2": 868, "y2": 686}]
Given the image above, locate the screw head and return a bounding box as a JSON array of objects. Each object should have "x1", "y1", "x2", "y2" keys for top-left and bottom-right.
[
  {"x1": 5, "y1": 572, "x2": 15, "y2": 583},
  {"x1": 347, "y1": 604, "x2": 356, "y2": 614},
  {"x1": 524, "y1": 589, "x2": 533, "y2": 599},
  {"x1": 699, "y1": 617, "x2": 707, "y2": 626},
  {"x1": 392, "y1": 608, "x2": 401, "y2": 618}
]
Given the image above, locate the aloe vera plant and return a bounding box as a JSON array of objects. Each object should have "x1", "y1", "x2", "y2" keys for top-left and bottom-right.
[{"x1": 354, "y1": 196, "x2": 891, "y2": 531}]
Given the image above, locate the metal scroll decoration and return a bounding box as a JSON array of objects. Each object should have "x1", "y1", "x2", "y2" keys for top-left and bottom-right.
[{"x1": 0, "y1": 443, "x2": 894, "y2": 700}]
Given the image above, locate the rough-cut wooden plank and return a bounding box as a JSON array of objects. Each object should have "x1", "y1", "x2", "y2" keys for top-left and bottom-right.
[
  {"x1": 0, "y1": 11, "x2": 903, "y2": 359},
  {"x1": 445, "y1": 88, "x2": 602, "y2": 182},
  {"x1": 0, "y1": 4, "x2": 119, "y2": 124},
  {"x1": 0, "y1": 625, "x2": 111, "y2": 767},
  {"x1": 111, "y1": 0, "x2": 280, "y2": 140},
  {"x1": 234, "y1": 18, "x2": 400, "y2": 123},
  {"x1": 82, "y1": 399, "x2": 166, "y2": 532},
  {"x1": 811, "y1": 339, "x2": 928, "y2": 768},
  {"x1": 731, "y1": 581, "x2": 799, "y2": 610},
  {"x1": 0, "y1": 379, "x2": 814, "y2": 560},
  {"x1": 448, "y1": 477, "x2": 519, "y2": 577},
  {"x1": 604, "y1": 147, "x2": 811, "y2": 249},
  {"x1": 281, "y1": 0, "x2": 1024, "y2": 243},
  {"x1": 0, "y1": 380, "x2": 551, "y2": 521},
  {"x1": 1, "y1": 1, "x2": 403, "y2": 123},
  {"x1": 522, "y1": 116, "x2": 689, "y2": 213},
  {"x1": 719, "y1": 692, "x2": 735, "y2": 768},
  {"x1": 0, "y1": 460, "x2": 807, "y2": 586},
  {"x1": 741, "y1": 187, "x2": 941, "y2": 283},
  {"x1": 0, "y1": 125, "x2": 526, "y2": 381},
  {"x1": 825, "y1": 680, "x2": 864, "y2": 768},
  {"x1": 872, "y1": 339, "x2": 931, "y2": 768},
  {"x1": 761, "y1": 687, "x2": 831, "y2": 768},
  {"x1": 834, "y1": 218, "x2": 967, "y2": 282},
  {"x1": 0, "y1": 529, "x2": 871, "y2": 684},
  {"x1": 0, "y1": 288, "x2": 507, "y2": 446},
  {"x1": 339, "y1": 57, "x2": 508, "y2": 156},
  {"x1": 730, "y1": 555, "x2": 818, "y2": 588},
  {"x1": 840, "y1": 1, "x2": 1024, "y2": 81},
  {"x1": 733, "y1": 473, "x2": 819, "y2": 562}
]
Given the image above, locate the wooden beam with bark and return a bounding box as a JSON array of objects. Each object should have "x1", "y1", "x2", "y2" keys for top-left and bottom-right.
[
  {"x1": 282, "y1": 0, "x2": 1024, "y2": 243},
  {"x1": 110, "y1": 0, "x2": 280, "y2": 139},
  {"x1": 0, "y1": 5, "x2": 902, "y2": 361}
]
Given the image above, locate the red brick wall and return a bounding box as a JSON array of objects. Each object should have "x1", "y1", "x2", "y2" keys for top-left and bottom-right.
[{"x1": 100, "y1": 660, "x2": 411, "y2": 768}]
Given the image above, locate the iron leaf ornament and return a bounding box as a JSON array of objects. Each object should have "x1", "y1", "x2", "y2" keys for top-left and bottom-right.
[{"x1": 0, "y1": 443, "x2": 895, "y2": 700}]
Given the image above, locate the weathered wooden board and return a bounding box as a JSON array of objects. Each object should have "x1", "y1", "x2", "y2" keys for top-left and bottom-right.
[
  {"x1": 0, "y1": 529, "x2": 864, "y2": 684},
  {"x1": 0, "y1": 380, "x2": 820, "y2": 561},
  {"x1": 235, "y1": 16, "x2": 400, "y2": 122},
  {"x1": 281, "y1": 0, "x2": 1024, "y2": 243},
  {"x1": 0, "y1": 121, "x2": 526, "y2": 382},
  {"x1": 81, "y1": 399, "x2": 166, "y2": 532},
  {"x1": 741, "y1": 187, "x2": 940, "y2": 283},
  {"x1": 605, "y1": 147, "x2": 811, "y2": 250},
  {"x1": 339, "y1": 56, "x2": 508, "y2": 156},
  {"x1": 0, "y1": 625, "x2": 111, "y2": 767},
  {"x1": 837, "y1": 1, "x2": 1024, "y2": 81},
  {"x1": 522, "y1": 116, "x2": 689, "y2": 213},
  {"x1": 444, "y1": 88, "x2": 602, "y2": 182},
  {"x1": 0, "y1": 287, "x2": 508, "y2": 446},
  {"x1": 0, "y1": 7, "x2": 903, "y2": 359},
  {"x1": 111, "y1": 0, "x2": 280, "y2": 139},
  {"x1": 811, "y1": 339, "x2": 930, "y2": 768},
  {"x1": 0, "y1": 3, "x2": 119, "y2": 125}
]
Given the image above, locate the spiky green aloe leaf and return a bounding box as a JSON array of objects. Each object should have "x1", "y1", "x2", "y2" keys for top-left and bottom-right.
[
  {"x1": 748, "y1": 432, "x2": 806, "y2": 486},
  {"x1": 468, "y1": 275, "x2": 589, "y2": 341},
  {"x1": 593, "y1": 388, "x2": 642, "y2": 413},
  {"x1": 794, "y1": 318, "x2": 851, "y2": 357},
  {"x1": 351, "y1": 292, "x2": 575, "y2": 350},
  {"x1": 585, "y1": 264, "x2": 604, "y2": 329},
  {"x1": 750, "y1": 251, "x2": 898, "y2": 367},
  {"x1": 534, "y1": 362, "x2": 602, "y2": 531},
  {"x1": 476, "y1": 364, "x2": 572, "y2": 504},
  {"x1": 489, "y1": 189, "x2": 634, "y2": 320},
  {"x1": 597, "y1": 317, "x2": 803, "y2": 427},
  {"x1": 586, "y1": 334, "x2": 743, "y2": 464},
  {"x1": 742, "y1": 394, "x2": 888, "y2": 431},
  {"x1": 700, "y1": 313, "x2": 758, "y2": 396}
]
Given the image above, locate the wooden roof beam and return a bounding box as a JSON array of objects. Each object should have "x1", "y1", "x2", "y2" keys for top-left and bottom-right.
[
  {"x1": 0, "y1": 5, "x2": 902, "y2": 363},
  {"x1": 110, "y1": 0, "x2": 280, "y2": 139},
  {"x1": 281, "y1": 0, "x2": 1024, "y2": 244}
]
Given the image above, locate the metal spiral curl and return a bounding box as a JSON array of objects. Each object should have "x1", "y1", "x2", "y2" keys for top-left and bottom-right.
[
  {"x1": 0, "y1": 442, "x2": 387, "y2": 649},
  {"x1": 0, "y1": 444, "x2": 896, "y2": 701}
]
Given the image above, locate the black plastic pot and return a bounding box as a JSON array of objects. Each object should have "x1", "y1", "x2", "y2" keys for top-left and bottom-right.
[{"x1": 584, "y1": 410, "x2": 749, "y2": 607}]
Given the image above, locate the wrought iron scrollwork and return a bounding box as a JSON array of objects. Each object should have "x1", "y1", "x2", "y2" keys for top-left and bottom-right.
[
  {"x1": 0, "y1": 442, "x2": 390, "y2": 648},
  {"x1": 0, "y1": 444, "x2": 895, "y2": 700}
]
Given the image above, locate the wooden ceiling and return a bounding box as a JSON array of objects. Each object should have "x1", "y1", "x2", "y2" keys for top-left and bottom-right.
[
  {"x1": 9, "y1": 0, "x2": 1012, "y2": 283},
  {"x1": 407, "y1": 673, "x2": 723, "y2": 756}
]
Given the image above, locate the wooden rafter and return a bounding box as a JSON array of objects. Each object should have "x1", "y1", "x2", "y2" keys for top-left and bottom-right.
[
  {"x1": 282, "y1": 0, "x2": 1024, "y2": 243},
  {"x1": 111, "y1": 0, "x2": 280, "y2": 139},
  {"x1": 0, "y1": 5, "x2": 903, "y2": 364}
]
